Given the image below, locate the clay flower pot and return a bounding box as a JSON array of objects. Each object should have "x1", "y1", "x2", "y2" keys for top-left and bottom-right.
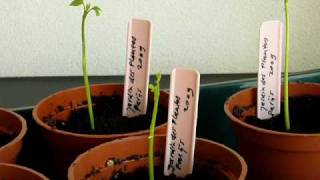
[
  {"x1": 0, "y1": 107, "x2": 27, "y2": 163},
  {"x1": 33, "y1": 83, "x2": 168, "y2": 176},
  {"x1": 225, "y1": 83, "x2": 320, "y2": 179},
  {"x1": 68, "y1": 135, "x2": 247, "y2": 180},
  {"x1": 0, "y1": 163, "x2": 48, "y2": 180}
]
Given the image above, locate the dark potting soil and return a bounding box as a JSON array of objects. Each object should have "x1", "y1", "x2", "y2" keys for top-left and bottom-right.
[
  {"x1": 0, "y1": 132, "x2": 15, "y2": 148},
  {"x1": 44, "y1": 94, "x2": 168, "y2": 134},
  {"x1": 234, "y1": 95, "x2": 320, "y2": 133},
  {"x1": 111, "y1": 165, "x2": 231, "y2": 180}
]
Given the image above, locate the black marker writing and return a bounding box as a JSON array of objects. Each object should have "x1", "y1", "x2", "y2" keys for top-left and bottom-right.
[
  {"x1": 184, "y1": 88, "x2": 194, "y2": 112},
  {"x1": 171, "y1": 96, "x2": 181, "y2": 125},
  {"x1": 133, "y1": 88, "x2": 143, "y2": 112},
  {"x1": 261, "y1": 38, "x2": 268, "y2": 69},
  {"x1": 175, "y1": 140, "x2": 188, "y2": 170}
]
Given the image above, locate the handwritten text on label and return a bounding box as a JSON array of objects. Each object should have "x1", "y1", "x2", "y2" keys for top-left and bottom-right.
[
  {"x1": 257, "y1": 21, "x2": 283, "y2": 120},
  {"x1": 123, "y1": 19, "x2": 151, "y2": 117},
  {"x1": 164, "y1": 68, "x2": 200, "y2": 177}
]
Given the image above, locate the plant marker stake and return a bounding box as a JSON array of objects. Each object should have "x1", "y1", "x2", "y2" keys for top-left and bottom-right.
[
  {"x1": 257, "y1": 21, "x2": 283, "y2": 120},
  {"x1": 284, "y1": 0, "x2": 291, "y2": 131},
  {"x1": 164, "y1": 68, "x2": 200, "y2": 177},
  {"x1": 123, "y1": 19, "x2": 152, "y2": 118}
]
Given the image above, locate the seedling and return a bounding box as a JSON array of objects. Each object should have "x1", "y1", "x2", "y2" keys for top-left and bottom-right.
[
  {"x1": 256, "y1": 0, "x2": 290, "y2": 131},
  {"x1": 284, "y1": 0, "x2": 291, "y2": 131},
  {"x1": 69, "y1": 0, "x2": 101, "y2": 130},
  {"x1": 148, "y1": 73, "x2": 161, "y2": 180}
]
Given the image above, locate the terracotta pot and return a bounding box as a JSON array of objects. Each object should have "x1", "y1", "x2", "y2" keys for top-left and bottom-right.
[
  {"x1": 0, "y1": 107, "x2": 27, "y2": 163},
  {"x1": 33, "y1": 83, "x2": 168, "y2": 177},
  {"x1": 68, "y1": 135, "x2": 247, "y2": 180},
  {"x1": 224, "y1": 83, "x2": 320, "y2": 180},
  {"x1": 0, "y1": 163, "x2": 48, "y2": 180}
]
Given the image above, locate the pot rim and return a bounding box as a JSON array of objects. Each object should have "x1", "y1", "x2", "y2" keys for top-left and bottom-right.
[
  {"x1": 0, "y1": 162, "x2": 49, "y2": 180},
  {"x1": 32, "y1": 83, "x2": 167, "y2": 139},
  {"x1": 224, "y1": 82, "x2": 320, "y2": 137},
  {"x1": 0, "y1": 107, "x2": 27, "y2": 152},
  {"x1": 194, "y1": 137, "x2": 248, "y2": 179},
  {"x1": 68, "y1": 135, "x2": 248, "y2": 180}
]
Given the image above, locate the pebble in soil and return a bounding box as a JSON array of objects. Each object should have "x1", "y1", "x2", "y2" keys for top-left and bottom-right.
[
  {"x1": 233, "y1": 95, "x2": 320, "y2": 133},
  {"x1": 44, "y1": 94, "x2": 168, "y2": 134}
]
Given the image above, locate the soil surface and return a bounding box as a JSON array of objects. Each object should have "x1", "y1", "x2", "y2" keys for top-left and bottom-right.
[
  {"x1": 44, "y1": 94, "x2": 168, "y2": 134},
  {"x1": 234, "y1": 95, "x2": 320, "y2": 133},
  {"x1": 0, "y1": 132, "x2": 15, "y2": 147},
  {"x1": 111, "y1": 165, "x2": 231, "y2": 180}
]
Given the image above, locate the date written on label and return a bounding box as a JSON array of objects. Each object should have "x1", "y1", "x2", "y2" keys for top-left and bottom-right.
[
  {"x1": 257, "y1": 21, "x2": 283, "y2": 120},
  {"x1": 123, "y1": 19, "x2": 152, "y2": 118}
]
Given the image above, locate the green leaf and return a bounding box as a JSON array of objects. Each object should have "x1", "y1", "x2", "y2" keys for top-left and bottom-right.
[
  {"x1": 69, "y1": 0, "x2": 83, "y2": 6},
  {"x1": 92, "y1": 6, "x2": 102, "y2": 16},
  {"x1": 149, "y1": 84, "x2": 155, "y2": 92}
]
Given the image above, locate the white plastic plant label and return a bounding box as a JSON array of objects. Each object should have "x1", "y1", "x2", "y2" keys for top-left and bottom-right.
[
  {"x1": 257, "y1": 21, "x2": 283, "y2": 120},
  {"x1": 123, "y1": 19, "x2": 152, "y2": 117},
  {"x1": 164, "y1": 68, "x2": 200, "y2": 177}
]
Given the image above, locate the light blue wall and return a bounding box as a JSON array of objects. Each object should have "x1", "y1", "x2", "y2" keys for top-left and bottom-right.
[{"x1": 0, "y1": 0, "x2": 319, "y2": 77}]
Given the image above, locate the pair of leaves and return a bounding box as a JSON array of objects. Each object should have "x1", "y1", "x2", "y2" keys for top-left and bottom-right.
[
  {"x1": 70, "y1": 0, "x2": 101, "y2": 16},
  {"x1": 149, "y1": 73, "x2": 162, "y2": 93}
]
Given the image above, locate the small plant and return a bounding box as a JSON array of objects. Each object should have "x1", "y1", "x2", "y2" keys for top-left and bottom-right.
[
  {"x1": 70, "y1": 0, "x2": 102, "y2": 130},
  {"x1": 148, "y1": 73, "x2": 161, "y2": 180},
  {"x1": 284, "y1": 0, "x2": 290, "y2": 131}
]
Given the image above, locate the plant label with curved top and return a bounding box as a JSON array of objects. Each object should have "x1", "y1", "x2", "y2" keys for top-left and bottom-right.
[
  {"x1": 123, "y1": 19, "x2": 152, "y2": 118},
  {"x1": 257, "y1": 21, "x2": 283, "y2": 120},
  {"x1": 164, "y1": 68, "x2": 200, "y2": 177}
]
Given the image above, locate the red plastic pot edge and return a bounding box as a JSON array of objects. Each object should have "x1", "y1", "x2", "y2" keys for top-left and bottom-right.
[
  {"x1": 32, "y1": 83, "x2": 168, "y2": 139},
  {"x1": 224, "y1": 82, "x2": 320, "y2": 137},
  {"x1": 0, "y1": 162, "x2": 49, "y2": 180},
  {"x1": 0, "y1": 107, "x2": 27, "y2": 162}
]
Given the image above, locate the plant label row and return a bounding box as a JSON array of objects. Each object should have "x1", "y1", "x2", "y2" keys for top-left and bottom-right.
[
  {"x1": 123, "y1": 19, "x2": 152, "y2": 118},
  {"x1": 257, "y1": 21, "x2": 283, "y2": 120},
  {"x1": 164, "y1": 68, "x2": 200, "y2": 177}
]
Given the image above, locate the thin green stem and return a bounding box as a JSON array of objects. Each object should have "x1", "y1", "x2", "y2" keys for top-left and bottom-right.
[
  {"x1": 148, "y1": 74, "x2": 161, "y2": 180},
  {"x1": 284, "y1": 0, "x2": 290, "y2": 131},
  {"x1": 82, "y1": 0, "x2": 86, "y2": 10},
  {"x1": 82, "y1": 9, "x2": 95, "y2": 130}
]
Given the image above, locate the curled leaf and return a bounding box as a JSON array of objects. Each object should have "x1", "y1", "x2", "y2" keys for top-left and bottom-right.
[
  {"x1": 70, "y1": 0, "x2": 83, "y2": 6},
  {"x1": 92, "y1": 6, "x2": 102, "y2": 16}
]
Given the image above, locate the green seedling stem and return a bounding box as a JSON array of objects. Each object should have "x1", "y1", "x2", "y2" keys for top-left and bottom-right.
[
  {"x1": 70, "y1": 0, "x2": 101, "y2": 130},
  {"x1": 284, "y1": 0, "x2": 291, "y2": 131},
  {"x1": 148, "y1": 73, "x2": 161, "y2": 180}
]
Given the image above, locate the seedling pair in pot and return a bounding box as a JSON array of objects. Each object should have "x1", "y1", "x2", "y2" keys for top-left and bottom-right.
[
  {"x1": 32, "y1": 0, "x2": 169, "y2": 178},
  {"x1": 225, "y1": 0, "x2": 320, "y2": 179},
  {"x1": 68, "y1": 68, "x2": 247, "y2": 180}
]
